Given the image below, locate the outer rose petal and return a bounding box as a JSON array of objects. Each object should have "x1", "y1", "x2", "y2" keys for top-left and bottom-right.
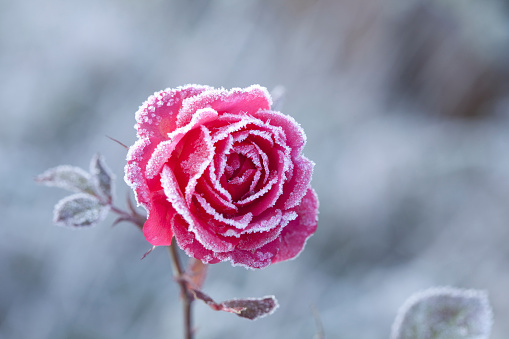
[
  {"x1": 272, "y1": 188, "x2": 318, "y2": 264},
  {"x1": 143, "y1": 198, "x2": 175, "y2": 246},
  {"x1": 253, "y1": 110, "x2": 307, "y2": 157},
  {"x1": 215, "y1": 239, "x2": 281, "y2": 269},
  {"x1": 125, "y1": 137, "x2": 155, "y2": 209},
  {"x1": 136, "y1": 85, "x2": 211, "y2": 140},
  {"x1": 178, "y1": 85, "x2": 271, "y2": 127},
  {"x1": 172, "y1": 213, "x2": 221, "y2": 264},
  {"x1": 276, "y1": 156, "x2": 314, "y2": 210}
]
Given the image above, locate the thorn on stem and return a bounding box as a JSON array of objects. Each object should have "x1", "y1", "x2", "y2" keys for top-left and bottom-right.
[
  {"x1": 140, "y1": 246, "x2": 156, "y2": 260},
  {"x1": 106, "y1": 135, "x2": 129, "y2": 150}
]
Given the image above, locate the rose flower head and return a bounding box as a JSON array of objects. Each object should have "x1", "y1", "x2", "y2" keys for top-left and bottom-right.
[{"x1": 125, "y1": 85, "x2": 318, "y2": 268}]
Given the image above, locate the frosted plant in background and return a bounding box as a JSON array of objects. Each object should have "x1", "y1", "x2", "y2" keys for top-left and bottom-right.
[
  {"x1": 37, "y1": 85, "x2": 317, "y2": 339},
  {"x1": 391, "y1": 287, "x2": 493, "y2": 339}
]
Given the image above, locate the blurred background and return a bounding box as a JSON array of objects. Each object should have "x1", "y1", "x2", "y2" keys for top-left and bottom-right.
[{"x1": 2, "y1": 0, "x2": 509, "y2": 338}]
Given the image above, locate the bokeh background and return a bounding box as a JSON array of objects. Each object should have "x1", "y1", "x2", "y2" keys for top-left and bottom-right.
[{"x1": 2, "y1": 0, "x2": 509, "y2": 338}]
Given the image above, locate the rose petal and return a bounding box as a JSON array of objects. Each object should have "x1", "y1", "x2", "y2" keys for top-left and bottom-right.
[
  {"x1": 125, "y1": 137, "x2": 155, "y2": 209},
  {"x1": 143, "y1": 198, "x2": 175, "y2": 246},
  {"x1": 236, "y1": 148, "x2": 291, "y2": 216},
  {"x1": 254, "y1": 110, "x2": 307, "y2": 157},
  {"x1": 193, "y1": 194, "x2": 253, "y2": 230},
  {"x1": 272, "y1": 188, "x2": 318, "y2": 263},
  {"x1": 211, "y1": 85, "x2": 272, "y2": 116},
  {"x1": 179, "y1": 85, "x2": 271, "y2": 128},
  {"x1": 172, "y1": 214, "x2": 221, "y2": 264},
  {"x1": 180, "y1": 126, "x2": 215, "y2": 205},
  {"x1": 145, "y1": 108, "x2": 218, "y2": 181},
  {"x1": 136, "y1": 85, "x2": 210, "y2": 140},
  {"x1": 195, "y1": 179, "x2": 238, "y2": 214},
  {"x1": 161, "y1": 165, "x2": 239, "y2": 253},
  {"x1": 277, "y1": 156, "x2": 314, "y2": 210},
  {"x1": 215, "y1": 238, "x2": 281, "y2": 269}
]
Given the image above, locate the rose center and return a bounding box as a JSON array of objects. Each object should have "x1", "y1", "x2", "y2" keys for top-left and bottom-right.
[{"x1": 221, "y1": 153, "x2": 257, "y2": 201}]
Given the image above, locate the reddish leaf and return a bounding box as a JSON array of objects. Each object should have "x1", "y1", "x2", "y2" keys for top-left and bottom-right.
[
  {"x1": 221, "y1": 297, "x2": 279, "y2": 320},
  {"x1": 189, "y1": 288, "x2": 278, "y2": 320}
]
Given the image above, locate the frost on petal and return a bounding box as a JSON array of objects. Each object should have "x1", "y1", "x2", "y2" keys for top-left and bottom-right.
[
  {"x1": 195, "y1": 179, "x2": 237, "y2": 215},
  {"x1": 391, "y1": 287, "x2": 493, "y2": 339},
  {"x1": 223, "y1": 167, "x2": 257, "y2": 202},
  {"x1": 239, "y1": 208, "x2": 296, "y2": 234},
  {"x1": 272, "y1": 188, "x2": 318, "y2": 263},
  {"x1": 172, "y1": 214, "x2": 221, "y2": 264},
  {"x1": 179, "y1": 86, "x2": 271, "y2": 127},
  {"x1": 90, "y1": 153, "x2": 115, "y2": 203},
  {"x1": 125, "y1": 138, "x2": 156, "y2": 209},
  {"x1": 254, "y1": 110, "x2": 307, "y2": 156},
  {"x1": 210, "y1": 134, "x2": 234, "y2": 183},
  {"x1": 53, "y1": 193, "x2": 109, "y2": 228},
  {"x1": 143, "y1": 198, "x2": 175, "y2": 246},
  {"x1": 193, "y1": 194, "x2": 252, "y2": 229},
  {"x1": 210, "y1": 85, "x2": 272, "y2": 116},
  {"x1": 145, "y1": 139, "x2": 181, "y2": 180},
  {"x1": 178, "y1": 89, "x2": 224, "y2": 128},
  {"x1": 161, "y1": 165, "x2": 239, "y2": 253},
  {"x1": 136, "y1": 85, "x2": 211, "y2": 140},
  {"x1": 277, "y1": 156, "x2": 314, "y2": 210},
  {"x1": 235, "y1": 175, "x2": 278, "y2": 211},
  {"x1": 180, "y1": 126, "x2": 215, "y2": 205},
  {"x1": 234, "y1": 226, "x2": 282, "y2": 251},
  {"x1": 243, "y1": 208, "x2": 284, "y2": 234},
  {"x1": 145, "y1": 108, "x2": 218, "y2": 180},
  {"x1": 237, "y1": 148, "x2": 291, "y2": 216},
  {"x1": 36, "y1": 165, "x2": 94, "y2": 195},
  {"x1": 215, "y1": 238, "x2": 280, "y2": 269}
]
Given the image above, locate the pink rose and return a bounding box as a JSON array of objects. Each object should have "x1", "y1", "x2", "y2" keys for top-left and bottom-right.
[{"x1": 125, "y1": 85, "x2": 318, "y2": 268}]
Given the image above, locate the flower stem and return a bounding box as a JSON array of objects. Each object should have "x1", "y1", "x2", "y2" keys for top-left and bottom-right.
[
  {"x1": 169, "y1": 240, "x2": 194, "y2": 339},
  {"x1": 108, "y1": 204, "x2": 194, "y2": 338}
]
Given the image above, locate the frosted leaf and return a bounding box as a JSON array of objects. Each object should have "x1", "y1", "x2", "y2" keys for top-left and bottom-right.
[
  {"x1": 190, "y1": 288, "x2": 278, "y2": 320},
  {"x1": 221, "y1": 296, "x2": 279, "y2": 320},
  {"x1": 391, "y1": 287, "x2": 493, "y2": 339},
  {"x1": 90, "y1": 153, "x2": 115, "y2": 203},
  {"x1": 35, "y1": 166, "x2": 94, "y2": 194},
  {"x1": 53, "y1": 193, "x2": 110, "y2": 228}
]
